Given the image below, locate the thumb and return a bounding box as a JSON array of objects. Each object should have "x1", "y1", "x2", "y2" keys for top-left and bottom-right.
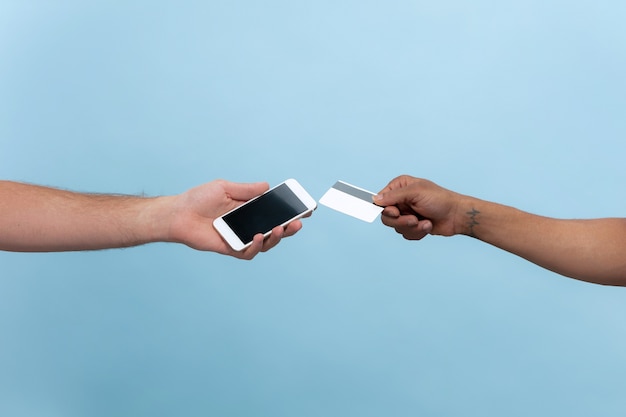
[
  {"x1": 223, "y1": 181, "x2": 269, "y2": 202},
  {"x1": 373, "y1": 187, "x2": 409, "y2": 207}
]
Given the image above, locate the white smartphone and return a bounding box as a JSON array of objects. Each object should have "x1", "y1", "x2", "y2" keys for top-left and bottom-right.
[{"x1": 213, "y1": 179, "x2": 317, "y2": 251}]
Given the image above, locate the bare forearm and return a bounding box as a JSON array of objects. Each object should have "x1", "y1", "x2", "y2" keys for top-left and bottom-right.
[
  {"x1": 459, "y1": 197, "x2": 626, "y2": 286},
  {"x1": 0, "y1": 181, "x2": 174, "y2": 252}
]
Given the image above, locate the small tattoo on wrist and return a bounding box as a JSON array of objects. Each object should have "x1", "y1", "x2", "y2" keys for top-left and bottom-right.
[{"x1": 466, "y1": 208, "x2": 480, "y2": 238}]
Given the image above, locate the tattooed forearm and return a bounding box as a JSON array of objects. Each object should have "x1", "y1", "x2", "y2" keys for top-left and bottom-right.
[{"x1": 466, "y1": 208, "x2": 480, "y2": 238}]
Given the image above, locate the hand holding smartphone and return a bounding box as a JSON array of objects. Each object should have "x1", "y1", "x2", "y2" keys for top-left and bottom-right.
[{"x1": 213, "y1": 179, "x2": 317, "y2": 251}]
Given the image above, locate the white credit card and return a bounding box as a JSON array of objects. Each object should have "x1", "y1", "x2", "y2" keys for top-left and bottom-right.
[{"x1": 319, "y1": 180, "x2": 383, "y2": 223}]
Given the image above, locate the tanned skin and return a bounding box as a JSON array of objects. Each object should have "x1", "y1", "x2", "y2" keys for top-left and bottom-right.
[{"x1": 374, "y1": 175, "x2": 626, "y2": 286}]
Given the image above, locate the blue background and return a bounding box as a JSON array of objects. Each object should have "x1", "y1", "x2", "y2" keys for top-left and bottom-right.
[{"x1": 2, "y1": 1, "x2": 626, "y2": 416}]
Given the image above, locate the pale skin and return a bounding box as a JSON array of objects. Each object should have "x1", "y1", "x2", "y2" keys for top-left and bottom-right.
[
  {"x1": 0, "y1": 180, "x2": 304, "y2": 260},
  {"x1": 374, "y1": 175, "x2": 626, "y2": 286}
]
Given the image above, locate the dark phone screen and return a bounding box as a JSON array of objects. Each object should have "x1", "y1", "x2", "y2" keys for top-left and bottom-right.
[{"x1": 222, "y1": 183, "x2": 308, "y2": 244}]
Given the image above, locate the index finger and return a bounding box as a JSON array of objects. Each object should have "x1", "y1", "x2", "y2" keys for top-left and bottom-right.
[{"x1": 237, "y1": 233, "x2": 265, "y2": 260}]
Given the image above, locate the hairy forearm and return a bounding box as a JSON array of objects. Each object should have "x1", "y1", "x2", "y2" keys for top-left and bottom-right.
[
  {"x1": 458, "y1": 197, "x2": 626, "y2": 286},
  {"x1": 0, "y1": 181, "x2": 173, "y2": 252}
]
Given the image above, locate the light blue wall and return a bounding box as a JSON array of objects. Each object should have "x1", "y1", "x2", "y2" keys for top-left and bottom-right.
[{"x1": 2, "y1": 1, "x2": 625, "y2": 416}]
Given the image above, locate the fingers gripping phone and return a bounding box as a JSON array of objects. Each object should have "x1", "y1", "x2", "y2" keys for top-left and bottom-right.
[{"x1": 213, "y1": 179, "x2": 317, "y2": 251}]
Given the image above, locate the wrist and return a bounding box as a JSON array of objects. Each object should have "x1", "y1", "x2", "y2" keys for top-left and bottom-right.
[
  {"x1": 453, "y1": 196, "x2": 483, "y2": 238},
  {"x1": 137, "y1": 195, "x2": 178, "y2": 244}
]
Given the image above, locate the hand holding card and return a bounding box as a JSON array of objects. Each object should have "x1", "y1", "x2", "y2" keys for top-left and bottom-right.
[{"x1": 319, "y1": 181, "x2": 383, "y2": 223}]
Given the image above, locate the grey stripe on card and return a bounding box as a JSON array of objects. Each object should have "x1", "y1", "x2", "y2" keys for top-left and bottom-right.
[{"x1": 332, "y1": 181, "x2": 375, "y2": 203}]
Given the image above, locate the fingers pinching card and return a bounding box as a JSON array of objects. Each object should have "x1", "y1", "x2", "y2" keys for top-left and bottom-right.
[{"x1": 319, "y1": 180, "x2": 383, "y2": 223}]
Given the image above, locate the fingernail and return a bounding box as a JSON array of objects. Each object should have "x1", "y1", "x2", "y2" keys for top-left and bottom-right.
[{"x1": 373, "y1": 194, "x2": 382, "y2": 202}]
